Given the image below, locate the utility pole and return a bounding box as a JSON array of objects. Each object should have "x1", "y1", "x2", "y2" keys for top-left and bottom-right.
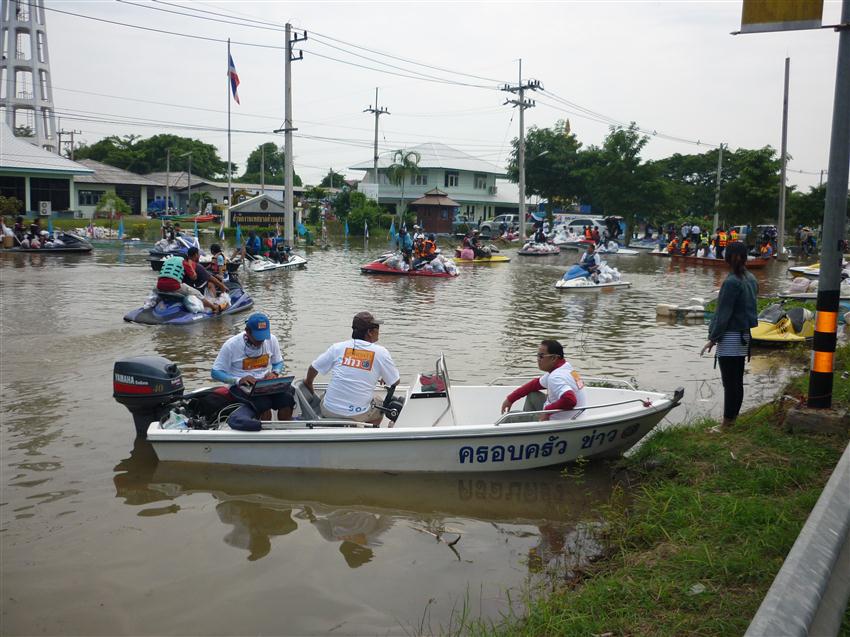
[
  {"x1": 364, "y1": 87, "x2": 389, "y2": 203},
  {"x1": 807, "y1": 0, "x2": 850, "y2": 409},
  {"x1": 819, "y1": 169, "x2": 825, "y2": 187},
  {"x1": 329, "y1": 167, "x2": 333, "y2": 189},
  {"x1": 165, "y1": 148, "x2": 170, "y2": 214},
  {"x1": 712, "y1": 143, "x2": 725, "y2": 234},
  {"x1": 180, "y1": 151, "x2": 192, "y2": 213},
  {"x1": 276, "y1": 23, "x2": 306, "y2": 248},
  {"x1": 502, "y1": 60, "x2": 541, "y2": 241},
  {"x1": 777, "y1": 57, "x2": 790, "y2": 261},
  {"x1": 261, "y1": 144, "x2": 265, "y2": 194},
  {"x1": 58, "y1": 128, "x2": 81, "y2": 160}
]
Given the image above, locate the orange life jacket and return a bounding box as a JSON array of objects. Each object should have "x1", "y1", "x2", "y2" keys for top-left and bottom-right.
[
  {"x1": 718, "y1": 232, "x2": 727, "y2": 247},
  {"x1": 667, "y1": 238, "x2": 679, "y2": 252},
  {"x1": 730, "y1": 230, "x2": 738, "y2": 241},
  {"x1": 680, "y1": 240, "x2": 690, "y2": 255}
]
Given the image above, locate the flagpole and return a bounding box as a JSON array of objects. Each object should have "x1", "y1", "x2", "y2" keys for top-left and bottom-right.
[{"x1": 226, "y1": 38, "x2": 232, "y2": 229}]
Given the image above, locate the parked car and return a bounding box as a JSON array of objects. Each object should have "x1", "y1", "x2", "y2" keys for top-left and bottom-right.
[
  {"x1": 479, "y1": 214, "x2": 519, "y2": 237},
  {"x1": 452, "y1": 213, "x2": 472, "y2": 235},
  {"x1": 561, "y1": 218, "x2": 606, "y2": 235}
]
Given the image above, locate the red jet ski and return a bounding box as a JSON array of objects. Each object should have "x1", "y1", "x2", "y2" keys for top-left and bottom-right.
[{"x1": 360, "y1": 253, "x2": 458, "y2": 278}]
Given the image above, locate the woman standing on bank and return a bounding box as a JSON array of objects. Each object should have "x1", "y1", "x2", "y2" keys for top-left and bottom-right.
[{"x1": 701, "y1": 242, "x2": 759, "y2": 427}]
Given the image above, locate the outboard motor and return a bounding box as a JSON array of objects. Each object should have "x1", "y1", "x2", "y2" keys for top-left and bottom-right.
[{"x1": 113, "y1": 356, "x2": 184, "y2": 438}]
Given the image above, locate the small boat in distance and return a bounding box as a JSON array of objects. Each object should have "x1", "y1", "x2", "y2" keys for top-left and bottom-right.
[{"x1": 670, "y1": 254, "x2": 769, "y2": 269}]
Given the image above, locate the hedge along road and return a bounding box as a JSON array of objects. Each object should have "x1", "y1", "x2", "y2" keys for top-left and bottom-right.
[{"x1": 1, "y1": 243, "x2": 839, "y2": 635}]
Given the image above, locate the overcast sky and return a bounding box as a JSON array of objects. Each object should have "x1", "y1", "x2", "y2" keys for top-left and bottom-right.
[{"x1": 45, "y1": 1, "x2": 844, "y2": 190}]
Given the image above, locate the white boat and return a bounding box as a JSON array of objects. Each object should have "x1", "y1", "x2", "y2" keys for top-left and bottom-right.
[
  {"x1": 247, "y1": 254, "x2": 307, "y2": 272},
  {"x1": 596, "y1": 242, "x2": 639, "y2": 256},
  {"x1": 555, "y1": 279, "x2": 632, "y2": 291},
  {"x1": 113, "y1": 355, "x2": 683, "y2": 473}
]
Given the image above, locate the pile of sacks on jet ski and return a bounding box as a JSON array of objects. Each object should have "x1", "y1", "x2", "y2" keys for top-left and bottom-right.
[
  {"x1": 520, "y1": 241, "x2": 559, "y2": 254},
  {"x1": 788, "y1": 275, "x2": 850, "y2": 295},
  {"x1": 598, "y1": 241, "x2": 623, "y2": 253},
  {"x1": 568, "y1": 263, "x2": 623, "y2": 287},
  {"x1": 384, "y1": 252, "x2": 458, "y2": 275}
]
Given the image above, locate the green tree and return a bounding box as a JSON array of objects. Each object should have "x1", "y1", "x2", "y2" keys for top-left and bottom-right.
[
  {"x1": 320, "y1": 169, "x2": 346, "y2": 189},
  {"x1": 95, "y1": 192, "x2": 131, "y2": 217},
  {"x1": 0, "y1": 196, "x2": 24, "y2": 215},
  {"x1": 386, "y1": 150, "x2": 421, "y2": 220},
  {"x1": 581, "y1": 124, "x2": 667, "y2": 241},
  {"x1": 720, "y1": 147, "x2": 781, "y2": 225},
  {"x1": 506, "y1": 119, "x2": 584, "y2": 213},
  {"x1": 74, "y1": 134, "x2": 231, "y2": 179},
  {"x1": 189, "y1": 191, "x2": 215, "y2": 212},
  {"x1": 239, "y1": 142, "x2": 302, "y2": 186},
  {"x1": 346, "y1": 191, "x2": 384, "y2": 234},
  {"x1": 788, "y1": 184, "x2": 850, "y2": 230}
]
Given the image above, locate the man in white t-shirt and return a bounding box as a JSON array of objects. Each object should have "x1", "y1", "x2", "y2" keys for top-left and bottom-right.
[
  {"x1": 500, "y1": 340, "x2": 587, "y2": 421},
  {"x1": 211, "y1": 312, "x2": 295, "y2": 420},
  {"x1": 304, "y1": 311, "x2": 400, "y2": 426}
]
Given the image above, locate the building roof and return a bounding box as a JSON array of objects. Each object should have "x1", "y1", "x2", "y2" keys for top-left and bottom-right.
[
  {"x1": 411, "y1": 188, "x2": 459, "y2": 207},
  {"x1": 349, "y1": 142, "x2": 506, "y2": 176},
  {"x1": 229, "y1": 193, "x2": 286, "y2": 213},
  {"x1": 144, "y1": 172, "x2": 307, "y2": 194},
  {"x1": 144, "y1": 171, "x2": 209, "y2": 189},
  {"x1": 75, "y1": 159, "x2": 161, "y2": 186},
  {"x1": 0, "y1": 123, "x2": 93, "y2": 175}
]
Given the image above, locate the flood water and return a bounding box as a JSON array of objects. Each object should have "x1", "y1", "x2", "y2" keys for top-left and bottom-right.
[{"x1": 1, "y1": 240, "x2": 838, "y2": 635}]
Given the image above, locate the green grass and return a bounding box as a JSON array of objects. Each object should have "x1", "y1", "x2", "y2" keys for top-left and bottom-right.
[
  {"x1": 459, "y1": 345, "x2": 850, "y2": 637},
  {"x1": 705, "y1": 296, "x2": 817, "y2": 314}
]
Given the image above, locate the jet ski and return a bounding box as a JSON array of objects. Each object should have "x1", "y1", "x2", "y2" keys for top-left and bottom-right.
[
  {"x1": 245, "y1": 253, "x2": 307, "y2": 272},
  {"x1": 517, "y1": 241, "x2": 560, "y2": 256},
  {"x1": 361, "y1": 252, "x2": 458, "y2": 277},
  {"x1": 555, "y1": 264, "x2": 631, "y2": 290},
  {"x1": 124, "y1": 278, "x2": 253, "y2": 325},
  {"x1": 148, "y1": 236, "x2": 202, "y2": 270},
  {"x1": 453, "y1": 247, "x2": 509, "y2": 263},
  {"x1": 750, "y1": 302, "x2": 814, "y2": 345},
  {"x1": 596, "y1": 241, "x2": 639, "y2": 256},
  {"x1": 5, "y1": 232, "x2": 93, "y2": 253}
]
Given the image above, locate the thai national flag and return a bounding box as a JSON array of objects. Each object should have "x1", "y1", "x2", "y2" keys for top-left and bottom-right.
[
  {"x1": 228, "y1": 54, "x2": 240, "y2": 104},
  {"x1": 219, "y1": 218, "x2": 225, "y2": 240}
]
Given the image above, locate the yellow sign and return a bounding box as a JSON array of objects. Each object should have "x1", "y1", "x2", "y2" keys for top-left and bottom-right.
[{"x1": 740, "y1": 0, "x2": 823, "y2": 33}]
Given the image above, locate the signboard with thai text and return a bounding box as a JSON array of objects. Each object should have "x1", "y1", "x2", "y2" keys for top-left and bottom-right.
[
  {"x1": 740, "y1": 0, "x2": 823, "y2": 33},
  {"x1": 231, "y1": 211, "x2": 285, "y2": 227}
]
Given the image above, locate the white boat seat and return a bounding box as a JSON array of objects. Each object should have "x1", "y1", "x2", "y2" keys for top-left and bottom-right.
[{"x1": 292, "y1": 379, "x2": 323, "y2": 420}]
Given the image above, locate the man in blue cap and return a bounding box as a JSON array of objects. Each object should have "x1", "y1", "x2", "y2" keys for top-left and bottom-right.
[{"x1": 212, "y1": 312, "x2": 294, "y2": 420}]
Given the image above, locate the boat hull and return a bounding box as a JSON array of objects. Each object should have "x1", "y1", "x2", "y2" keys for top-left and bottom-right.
[
  {"x1": 454, "y1": 255, "x2": 511, "y2": 264},
  {"x1": 555, "y1": 280, "x2": 631, "y2": 291},
  {"x1": 124, "y1": 287, "x2": 253, "y2": 325},
  {"x1": 671, "y1": 255, "x2": 769, "y2": 269},
  {"x1": 517, "y1": 248, "x2": 561, "y2": 256},
  {"x1": 248, "y1": 255, "x2": 307, "y2": 272},
  {"x1": 148, "y1": 406, "x2": 672, "y2": 472}
]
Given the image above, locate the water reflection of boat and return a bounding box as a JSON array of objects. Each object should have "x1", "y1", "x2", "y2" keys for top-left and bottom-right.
[{"x1": 114, "y1": 440, "x2": 613, "y2": 524}]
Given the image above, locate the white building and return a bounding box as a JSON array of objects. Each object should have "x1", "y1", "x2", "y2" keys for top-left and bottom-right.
[
  {"x1": 74, "y1": 159, "x2": 160, "y2": 216},
  {"x1": 349, "y1": 142, "x2": 533, "y2": 223}
]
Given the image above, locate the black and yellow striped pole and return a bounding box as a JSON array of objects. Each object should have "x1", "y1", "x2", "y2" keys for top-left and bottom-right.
[{"x1": 807, "y1": 0, "x2": 850, "y2": 409}]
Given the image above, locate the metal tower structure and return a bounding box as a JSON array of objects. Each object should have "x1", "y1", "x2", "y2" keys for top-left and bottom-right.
[{"x1": 0, "y1": 0, "x2": 57, "y2": 152}]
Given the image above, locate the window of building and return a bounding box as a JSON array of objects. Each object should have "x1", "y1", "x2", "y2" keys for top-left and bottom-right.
[
  {"x1": 15, "y1": 69, "x2": 32, "y2": 99},
  {"x1": 38, "y1": 70, "x2": 48, "y2": 99},
  {"x1": 0, "y1": 69, "x2": 6, "y2": 100},
  {"x1": 0, "y1": 176, "x2": 26, "y2": 202},
  {"x1": 474, "y1": 174, "x2": 487, "y2": 190},
  {"x1": 15, "y1": 31, "x2": 30, "y2": 60},
  {"x1": 41, "y1": 107, "x2": 51, "y2": 138},
  {"x1": 444, "y1": 171, "x2": 459, "y2": 188},
  {"x1": 1, "y1": 29, "x2": 9, "y2": 60},
  {"x1": 78, "y1": 190, "x2": 105, "y2": 206},
  {"x1": 36, "y1": 31, "x2": 45, "y2": 62},
  {"x1": 410, "y1": 173, "x2": 427, "y2": 186},
  {"x1": 15, "y1": 1, "x2": 30, "y2": 21},
  {"x1": 30, "y1": 178, "x2": 69, "y2": 211}
]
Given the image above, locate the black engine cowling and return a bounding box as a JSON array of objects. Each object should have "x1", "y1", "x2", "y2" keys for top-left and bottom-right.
[{"x1": 114, "y1": 356, "x2": 184, "y2": 438}]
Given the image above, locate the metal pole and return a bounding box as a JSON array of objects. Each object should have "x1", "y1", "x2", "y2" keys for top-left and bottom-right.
[
  {"x1": 187, "y1": 154, "x2": 191, "y2": 213},
  {"x1": 284, "y1": 22, "x2": 294, "y2": 247},
  {"x1": 165, "y1": 148, "x2": 170, "y2": 215},
  {"x1": 777, "y1": 57, "x2": 790, "y2": 260},
  {"x1": 518, "y1": 59, "x2": 526, "y2": 241},
  {"x1": 226, "y1": 39, "x2": 232, "y2": 228},
  {"x1": 713, "y1": 143, "x2": 724, "y2": 234},
  {"x1": 261, "y1": 144, "x2": 265, "y2": 194},
  {"x1": 807, "y1": 0, "x2": 850, "y2": 409}
]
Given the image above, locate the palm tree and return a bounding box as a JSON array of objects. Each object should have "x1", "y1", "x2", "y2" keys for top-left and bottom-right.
[{"x1": 386, "y1": 149, "x2": 421, "y2": 224}]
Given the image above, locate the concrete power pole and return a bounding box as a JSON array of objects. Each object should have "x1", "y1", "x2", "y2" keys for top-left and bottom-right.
[
  {"x1": 712, "y1": 143, "x2": 724, "y2": 234},
  {"x1": 807, "y1": 0, "x2": 850, "y2": 409},
  {"x1": 278, "y1": 23, "x2": 306, "y2": 247},
  {"x1": 58, "y1": 129, "x2": 81, "y2": 159},
  {"x1": 502, "y1": 60, "x2": 541, "y2": 241},
  {"x1": 364, "y1": 87, "x2": 390, "y2": 203},
  {"x1": 777, "y1": 57, "x2": 790, "y2": 261}
]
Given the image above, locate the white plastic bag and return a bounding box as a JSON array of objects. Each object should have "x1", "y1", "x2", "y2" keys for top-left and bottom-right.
[
  {"x1": 183, "y1": 294, "x2": 204, "y2": 314},
  {"x1": 161, "y1": 410, "x2": 189, "y2": 430}
]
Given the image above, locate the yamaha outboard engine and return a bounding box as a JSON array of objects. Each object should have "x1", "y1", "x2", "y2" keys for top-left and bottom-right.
[{"x1": 113, "y1": 356, "x2": 184, "y2": 438}]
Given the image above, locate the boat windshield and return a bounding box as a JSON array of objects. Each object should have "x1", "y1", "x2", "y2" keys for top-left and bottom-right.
[
  {"x1": 758, "y1": 303, "x2": 785, "y2": 324},
  {"x1": 436, "y1": 354, "x2": 456, "y2": 425}
]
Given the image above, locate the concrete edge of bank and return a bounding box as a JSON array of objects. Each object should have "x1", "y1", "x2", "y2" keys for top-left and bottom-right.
[{"x1": 745, "y1": 441, "x2": 850, "y2": 637}]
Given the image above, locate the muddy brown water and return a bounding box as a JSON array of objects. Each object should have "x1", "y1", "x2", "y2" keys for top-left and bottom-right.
[{"x1": 0, "y1": 242, "x2": 830, "y2": 635}]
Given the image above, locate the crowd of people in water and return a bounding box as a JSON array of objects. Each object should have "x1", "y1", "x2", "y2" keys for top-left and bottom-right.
[
  {"x1": 1, "y1": 215, "x2": 67, "y2": 249},
  {"x1": 661, "y1": 223, "x2": 779, "y2": 259}
]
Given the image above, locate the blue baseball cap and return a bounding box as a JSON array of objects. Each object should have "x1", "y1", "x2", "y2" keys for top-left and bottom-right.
[{"x1": 245, "y1": 313, "x2": 271, "y2": 341}]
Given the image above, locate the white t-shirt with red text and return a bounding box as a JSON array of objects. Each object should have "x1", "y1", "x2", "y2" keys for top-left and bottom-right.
[
  {"x1": 311, "y1": 339, "x2": 400, "y2": 416},
  {"x1": 540, "y1": 361, "x2": 587, "y2": 420}
]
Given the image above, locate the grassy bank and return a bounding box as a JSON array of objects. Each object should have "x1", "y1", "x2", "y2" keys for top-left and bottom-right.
[{"x1": 481, "y1": 344, "x2": 850, "y2": 637}]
